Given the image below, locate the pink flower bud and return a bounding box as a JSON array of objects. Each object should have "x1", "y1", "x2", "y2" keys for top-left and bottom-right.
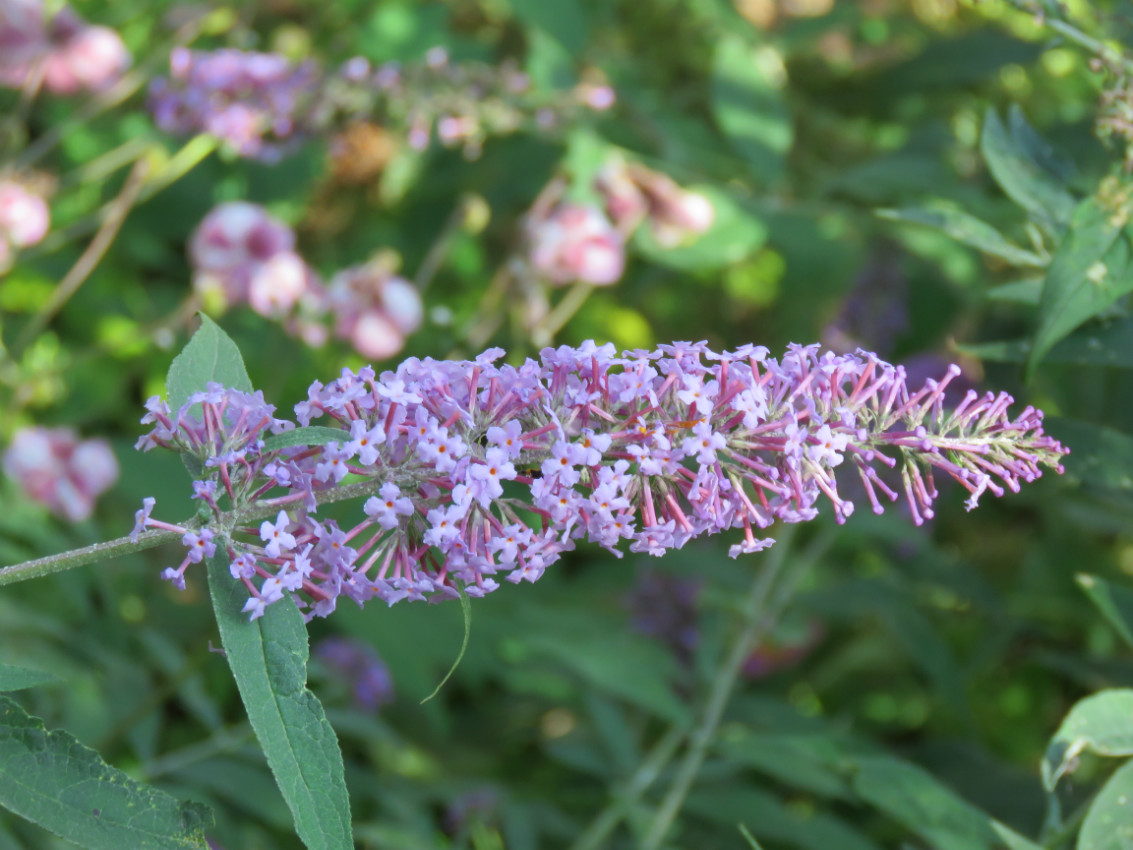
[
  {"x1": 0, "y1": 181, "x2": 49, "y2": 248},
  {"x1": 527, "y1": 203, "x2": 625, "y2": 286},
  {"x1": 42, "y1": 23, "x2": 130, "y2": 93},
  {"x1": 190, "y1": 202, "x2": 294, "y2": 277},
  {"x1": 248, "y1": 251, "x2": 311, "y2": 317}
]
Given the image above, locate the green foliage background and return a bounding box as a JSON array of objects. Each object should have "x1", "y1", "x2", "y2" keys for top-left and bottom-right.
[{"x1": 4, "y1": 0, "x2": 1133, "y2": 847}]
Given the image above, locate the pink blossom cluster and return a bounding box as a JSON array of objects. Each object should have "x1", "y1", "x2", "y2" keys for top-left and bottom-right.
[
  {"x1": 0, "y1": 180, "x2": 49, "y2": 270},
  {"x1": 149, "y1": 48, "x2": 319, "y2": 162},
  {"x1": 0, "y1": 0, "x2": 130, "y2": 94},
  {"x1": 132, "y1": 341, "x2": 1067, "y2": 621},
  {"x1": 3, "y1": 426, "x2": 118, "y2": 521},
  {"x1": 596, "y1": 159, "x2": 715, "y2": 247},
  {"x1": 524, "y1": 161, "x2": 715, "y2": 286},
  {"x1": 188, "y1": 202, "x2": 422, "y2": 358},
  {"x1": 148, "y1": 45, "x2": 615, "y2": 163}
]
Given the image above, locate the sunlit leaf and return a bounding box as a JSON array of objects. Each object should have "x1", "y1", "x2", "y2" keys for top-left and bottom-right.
[
  {"x1": 712, "y1": 34, "x2": 792, "y2": 185},
  {"x1": 1028, "y1": 189, "x2": 1133, "y2": 377},
  {"x1": 980, "y1": 108, "x2": 1076, "y2": 233},
  {"x1": 878, "y1": 205, "x2": 1044, "y2": 267},
  {"x1": 1078, "y1": 759, "x2": 1133, "y2": 850},
  {"x1": 1042, "y1": 690, "x2": 1133, "y2": 791}
]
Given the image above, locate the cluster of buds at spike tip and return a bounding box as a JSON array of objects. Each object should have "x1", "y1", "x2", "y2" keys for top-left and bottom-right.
[
  {"x1": 132, "y1": 342, "x2": 1068, "y2": 621},
  {"x1": 3, "y1": 426, "x2": 119, "y2": 521},
  {"x1": 148, "y1": 44, "x2": 614, "y2": 163},
  {"x1": 187, "y1": 203, "x2": 422, "y2": 358}
]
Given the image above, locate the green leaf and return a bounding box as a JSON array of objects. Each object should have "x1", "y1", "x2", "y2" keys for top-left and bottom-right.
[
  {"x1": 1078, "y1": 759, "x2": 1133, "y2": 850},
  {"x1": 0, "y1": 664, "x2": 56, "y2": 693},
  {"x1": 262, "y1": 426, "x2": 351, "y2": 452},
  {"x1": 980, "y1": 108, "x2": 1076, "y2": 232},
  {"x1": 711, "y1": 34, "x2": 792, "y2": 185},
  {"x1": 1042, "y1": 689, "x2": 1133, "y2": 792},
  {"x1": 961, "y1": 317, "x2": 1133, "y2": 368},
  {"x1": 984, "y1": 278, "x2": 1043, "y2": 304},
  {"x1": 1078, "y1": 574, "x2": 1133, "y2": 651},
  {"x1": 877, "y1": 205, "x2": 1045, "y2": 267},
  {"x1": 166, "y1": 314, "x2": 253, "y2": 411},
  {"x1": 420, "y1": 589, "x2": 471, "y2": 704},
  {"x1": 1028, "y1": 190, "x2": 1133, "y2": 377},
  {"x1": 633, "y1": 186, "x2": 767, "y2": 271},
  {"x1": 505, "y1": 0, "x2": 587, "y2": 55},
  {"x1": 206, "y1": 554, "x2": 353, "y2": 850},
  {"x1": 686, "y1": 783, "x2": 880, "y2": 850},
  {"x1": 0, "y1": 695, "x2": 211, "y2": 849},
  {"x1": 851, "y1": 755, "x2": 1041, "y2": 850},
  {"x1": 1045, "y1": 419, "x2": 1133, "y2": 492}
]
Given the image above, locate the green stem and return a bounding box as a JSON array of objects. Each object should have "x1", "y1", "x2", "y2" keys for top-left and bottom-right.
[
  {"x1": 14, "y1": 157, "x2": 151, "y2": 355},
  {"x1": 0, "y1": 473, "x2": 394, "y2": 587},
  {"x1": 639, "y1": 524, "x2": 831, "y2": 850},
  {"x1": 568, "y1": 722, "x2": 689, "y2": 850}
]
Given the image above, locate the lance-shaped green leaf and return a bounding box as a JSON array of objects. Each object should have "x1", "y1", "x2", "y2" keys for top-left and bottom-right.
[
  {"x1": 206, "y1": 554, "x2": 352, "y2": 850},
  {"x1": 981, "y1": 108, "x2": 1076, "y2": 233},
  {"x1": 1042, "y1": 689, "x2": 1133, "y2": 792},
  {"x1": 712, "y1": 34, "x2": 792, "y2": 185},
  {"x1": 877, "y1": 205, "x2": 1044, "y2": 267},
  {"x1": 166, "y1": 314, "x2": 254, "y2": 411},
  {"x1": 0, "y1": 664, "x2": 56, "y2": 693},
  {"x1": 1079, "y1": 574, "x2": 1133, "y2": 651},
  {"x1": 961, "y1": 317, "x2": 1133, "y2": 369},
  {"x1": 1027, "y1": 186, "x2": 1133, "y2": 379},
  {"x1": 0, "y1": 695, "x2": 211, "y2": 849},
  {"x1": 1078, "y1": 759, "x2": 1133, "y2": 850},
  {"x1": 851, "y1": 755, "x2": 1042, "y2": 850}
]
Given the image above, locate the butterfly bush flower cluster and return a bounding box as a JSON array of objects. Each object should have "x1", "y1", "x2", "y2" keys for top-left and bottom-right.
[
  {"x1": 188, "y1": 203, "x2": 422, "y2": 357},
  {"x1": 132, "y1": 341, "x2": 1067, "y2": 621},
  {"x1": 0, "y1": 0, "x2": 130, "y2": 95},
  {"x1": 149, "y1": 44, "x2": 614, "y2": 163},
  {"x1": 0, "y1": 180, "x2": 50, "y2": 272}
]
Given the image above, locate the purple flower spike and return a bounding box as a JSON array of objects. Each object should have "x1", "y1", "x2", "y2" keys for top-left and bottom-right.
[{"x1": 137, "y1": 341, "x2": 1068, "y2": 619}]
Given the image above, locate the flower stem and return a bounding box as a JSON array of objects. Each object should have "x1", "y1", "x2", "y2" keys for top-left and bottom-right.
[
  {"x1": 568, "y1": 722, "x2": 689, "y2": 850},
  {"x1": 0, "y1": 475, "x2": 393, "y2": 587},
  {"x1": 639, "y1": 523, "x2": 832, "y2": 850}
]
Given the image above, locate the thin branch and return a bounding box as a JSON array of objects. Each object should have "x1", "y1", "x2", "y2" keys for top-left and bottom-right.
[{"x1": 15, "y1": 157, "x2": 151, "y2": 354}]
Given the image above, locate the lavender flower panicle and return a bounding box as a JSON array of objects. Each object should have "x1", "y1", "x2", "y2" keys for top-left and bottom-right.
[{"x1": 133, "y1": 343, "x2": 1068, "y2": 620}]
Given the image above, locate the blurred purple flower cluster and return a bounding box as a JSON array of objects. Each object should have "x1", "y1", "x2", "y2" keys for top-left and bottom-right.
[
  {"x1": 0, "y1": 180, "x2": 49, "y2": 270},
  {"x1": 133, "y1": 340, "x2": 1066, "y2": 621},
  {"x1": 313, "y1": 636, "x2": 394, "y2": 710},
  {"x1": 0, "y1": 0, "x2": 130, "y2": 94},
  {"x1": 188, "y1": 202, "x2": 422, "y2": 358},
  {"x1": 148, "y1": 44, "x2": 615, "y2": 163},
  {"x1": 3, "y1": 426, "x2": 118, "y2": 521},
  {"x1": 149, "y1": 48, "x2": 319, "y2": 162}
]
